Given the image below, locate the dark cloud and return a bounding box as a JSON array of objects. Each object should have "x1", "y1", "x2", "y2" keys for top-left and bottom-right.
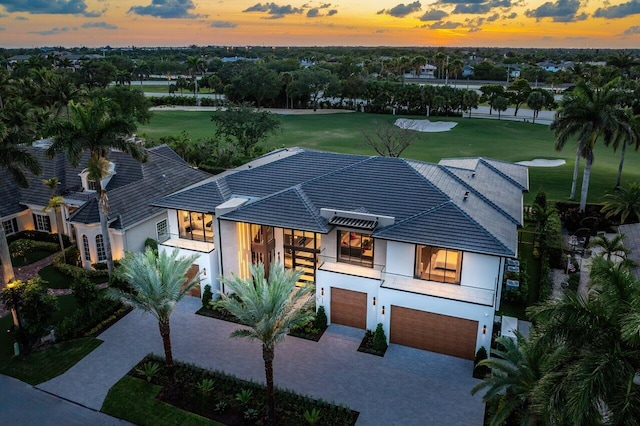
[
  {"x1": 429, "y1": 20, "x2": 462, "y2": 29},
  {"x1": 504, "y1": 12, "x2": 517, "y2": 19},
  {"x1": 447, "y1": 0, "x2": 519, "y2": 14},
  {"x1": 243, "y1": 2, "x2": 303, "y2": 18},
  {"x1": 419, "y1": 9, "x2": 448, "y2": 20},
  {"x1": 210, "y1": 20, "x2": 237, "y2": 28},
  {"x1": 327, "y1": 9, "x2": 337, "y2": 15},
  {"x1": 486, "y1": 12, "x2": 499, "y2": 21},
  {"x1": 453, "y1": 3, "x2": 490, "y2": 13},
  {"x1": 525, "y1": 0, "x2": 587, "y2": 22},
  {"x1": 379, "y1": 1, "x2": 421, "y2": 18},
  {"x1": 29, "y1": 26, "x2": 70, "y2": 35},
  {"x1": 0, "y1": 0, "x2": 101, "y2": 17},
  {"x1": 81, "y1": 21, "x2": 118, "y2": 29},
  {"x1": 307, "y1": 8, "x2": 320, "y2": 17},
  {"x1": 128, "y1": 0, "x2": 203, "y2": 19},
  {"x1": 594, "y1": 1, "x2": 640, "y2": 19},
  {"x1": 623, "y1": 25, "x2": 640, "y2": 34}
]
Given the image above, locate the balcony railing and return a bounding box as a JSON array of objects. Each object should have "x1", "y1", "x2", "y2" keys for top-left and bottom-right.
[
  {"x1": 158, "y1": 233, "x2": 215, "y2": 253},
  {"x1": 318, "y1": 253, "x2": 384, "y2": 280}
]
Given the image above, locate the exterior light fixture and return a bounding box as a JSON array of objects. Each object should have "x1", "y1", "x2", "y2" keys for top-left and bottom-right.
[
  {"x1": 321, "y1": 287, "x2": 324, "y2": 296},
  {"x1": 482, "y1": 325, "x2": 487, "y2": 335},
  {"x1": 203, "y1": 268, "x2": 207, "y2": 276},
  {"x1": 372, "y1": 297, "x2": 376, "y2": 306},
  {"x1": 382, "y1": 306, "x2": 385, "y2": 315}
]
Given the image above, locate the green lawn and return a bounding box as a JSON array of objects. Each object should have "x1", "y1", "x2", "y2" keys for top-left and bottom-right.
[
  {"x1": 101, "y1": 376, "x2": 221, "y2": 426},
  {"x1": 38, "y1": 264, "x2": 106, "y2": 289},
  {"x1": 139, "y1": 111, "x2": 640, "y2": 204},
  {"x1": 11, "y1": 250, "x2": 54, "y2": 267},
  {"x1": 0, "y1": 337, "x2": 102, "y2": 385}
]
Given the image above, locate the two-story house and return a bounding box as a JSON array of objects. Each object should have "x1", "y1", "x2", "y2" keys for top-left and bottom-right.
[{"x1": 154, "y1": 147, "x2": 528, "y2": 360}]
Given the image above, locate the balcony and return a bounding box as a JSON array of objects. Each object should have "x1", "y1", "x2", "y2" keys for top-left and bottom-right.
[
  {"x1": 381, "y1": 271, "x2": 495, "y2": 306},
  {"x1": 158, "y1": 233, "x2": 215, "y2": 253},
  {"x1": 318, "y1": 254, "x2": 383, "y2": 280}
]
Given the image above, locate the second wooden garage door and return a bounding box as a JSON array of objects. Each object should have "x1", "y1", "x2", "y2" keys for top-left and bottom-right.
[
  {"x1": 330, "y1": 288, "x2": 367, "y2": 329},
  {"x1": 390, "y1": 306, "x2": 477, "y2": 360}
]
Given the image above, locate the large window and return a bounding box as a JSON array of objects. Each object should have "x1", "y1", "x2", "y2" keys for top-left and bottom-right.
[
  {"x1": 96, "y1": 234, "x2": 106, "y2": 262},
  {"x1": 338, "y1": 230, "x2": 373, "y2": 268},
  {"x1": 283, "y1": 229, "x2": 320, "y2": 286},
  {"x1": 82, "y1": 235, "x2": 91, "y2": 261},
  {"x1": 178, "y1": 210, "x2": 213, "y2": 242},
  {"x1": 415, "y1": 245, "x2": 462, "y2": 284},
  {"x1": 32, "y1": 213, "x2": 51, "y2": 232},
  {"x1": 2, "y1": 218, "x2": 18, "y2": 235}
]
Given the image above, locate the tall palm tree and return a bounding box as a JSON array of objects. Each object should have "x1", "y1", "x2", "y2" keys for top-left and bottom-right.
[
  {"x1": 610, "y1": 113, "x2": 640, "y2": 189},
  {"x1": 0, "y1": 122, "x2": 42, "y2": 285},
  {"x1": 217, "y1": 262, "x2": 315, "y2": 425},
  {"x1": 46, "y1": 97, "x2": 145, "y2": 275},
  {"x1": 108, "y1": 248, "x2": 199, "y2": 368},
  {"x1": 42, "y1": 177, "x2": 66, "y2": 263},
  {"x1": 550, "y1": 81, "x2": 632, "y2": 211},
  {"x1": 186, "y1": 56, "x2": 205, "y2": 106},
  {"x1": 607, "y1": 51, "x2": 640, "y2": 79}
]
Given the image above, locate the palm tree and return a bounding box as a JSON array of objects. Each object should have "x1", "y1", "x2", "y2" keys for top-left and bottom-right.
[
  {"x1": 601, "y1": 181, "x2": 640, "y2": 224},
  {"x1": 550, "y1": 81, "x2": 632, "y2": 211},
  {"x1": 588, "y1": 233, "x2": 631, "y2": 261},
  {"x1": 108, "y1": 248, "x2": 199, "y2": 368},
  {"x1": 462, "y1": 90, "x2": 479, "y2": 118},
  {"x1": 529, "y1": 257, "x2": 640, "y2": 425},
  {"x1": 0, "y1": 122, "x2": 42, "y2": 285},
  {"x1": 471, "y1": 333, "x2": 548, "y2": 426},
  {"x1": 186, "y1": 56, "x2": 205, "y2": 106},
  {"x1": 607, "y1": 51, "x2": 640, "y2": 79},
  {"x1": 42, "y1": 177, "x2": 66, "y2": 263},
  {"x1": 411, "y1": 56, "x2": 426, "y2": 79},
  {"x1": 217, "y1": 262, "x2": 315, "y2": 424},
  {"x1": 46, "y1": 97, "x2": 145, "y2": 275},
  {"x1": 610, "y1": 113, "x2": 640, "y2": 189},
  {"x1": 526, "y1": 91, "x2": 545, "y2": 124}
]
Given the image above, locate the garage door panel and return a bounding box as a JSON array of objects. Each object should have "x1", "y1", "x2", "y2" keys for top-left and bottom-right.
[
  {"x1": 390, "y1": 306, "x2": 477, "y2": 360},
  {"x1": 331, "y1": 288, "x2": 367, "y2": 329},
  {"x1": 184, "y1": 264, "x2": 201, "y2": 298}
]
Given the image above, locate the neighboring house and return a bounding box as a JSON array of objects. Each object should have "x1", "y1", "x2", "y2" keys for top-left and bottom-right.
[
  {"x1": 154, "y1": 148, "x2": 529, "y2": 360},
  {"x1": 537, "y1": 61, "x2": 559, "y2": 72},
  {"x1": 405, "y1": 64, "x2": 436, "y2": 79},
  {"x1": 508, "y1": 65, "x2": 521, "y2": 79},
  {"x1": 0, "y1": 142, "x2": 210, "y2": 268},
  {"x1": 461, "y1": 65, "x2": 474, "y2": 78}
]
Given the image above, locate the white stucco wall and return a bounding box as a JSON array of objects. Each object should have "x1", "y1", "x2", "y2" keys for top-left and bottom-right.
[
  {"x1": 123, "y1": 212, "x2": 167, "y2": 253},
  {"x1": 219, "y1": 220, "x2": 241, "y2": 282},
  {"x1": 158, "y1": 244, "x2": 217, "y2": 297}
]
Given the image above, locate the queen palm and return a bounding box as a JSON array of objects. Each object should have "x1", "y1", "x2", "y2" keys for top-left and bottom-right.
[
  {"x1": 218, "y1": 262, "x2": 315, "y2": 425},
  {"x1": 108, "y1": 248, "x2": 199, "y2": 368},
  {"x1": 46, "y1": 97, "x2": 145, "y2": 275},
  {"x1": 42, "y1": 177, "x2": 66, "y2": 263},
  {"x1": 601, "y1": 181, "x2": 640, "y2": 224},
  {"x1": 551, "y1": 80, "x2": 632, "y2": 211},
  {"x1": 0, "y1": 122, "x2": 42, "y2": 285},
  {"x1": 186, "y1": 56, "x2": 205, "y2": 106}
]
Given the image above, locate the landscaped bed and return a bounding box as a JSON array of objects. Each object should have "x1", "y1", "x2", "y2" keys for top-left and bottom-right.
[{"x1": 104, "y1": 354, "x2": 358, "y2": 426}]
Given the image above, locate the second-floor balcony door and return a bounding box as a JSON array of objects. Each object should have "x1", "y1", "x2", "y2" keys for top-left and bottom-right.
[{"x1": 251, "y1": 224, "x2": 275, "y2": 278}]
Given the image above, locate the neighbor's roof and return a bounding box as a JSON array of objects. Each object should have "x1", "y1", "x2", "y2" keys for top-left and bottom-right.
[
  {"x1": 156, "y1": 148, "x2": 528, "y2": 257},
  {"x1": 0, "y1": 144, "x2": 210, "y2": 230}
]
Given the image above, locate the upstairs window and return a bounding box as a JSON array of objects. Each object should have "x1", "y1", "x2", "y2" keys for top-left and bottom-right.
[
  {"x1": 338, "y1": 230, "x2": 374, "y2": 268},
  {"x1": 415, "y1": 245, "x2": 462, "y2": 284},
  {"x1": 177, "y1": 210, "x2": 214, "y2": 242},
  {"x1": 32, "y1": 213, "x2": 51, "y2": 232},
  {"x1": 82, "y1": 235, "x2": 91, "y2": 261},
  {"x1": 156, "y1": 219, "x2": 168, "y2": 241}
]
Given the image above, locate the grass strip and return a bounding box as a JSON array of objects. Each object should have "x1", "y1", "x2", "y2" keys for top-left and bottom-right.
[
  {"x1": 101, "y1": 375, "x2": 221, "y2": 426},
  {"x1": 0, "y1": 337, "x2": 102, "y2": 385}
]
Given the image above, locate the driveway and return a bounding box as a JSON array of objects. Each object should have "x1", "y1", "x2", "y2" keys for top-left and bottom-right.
[{"x1": 38, "y1": 297, "x2": 485, "y2": 425}]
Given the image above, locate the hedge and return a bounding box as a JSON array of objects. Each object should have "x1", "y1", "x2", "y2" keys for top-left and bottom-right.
[
  {"x1": 53, "y1": 246, "x2": 109, "y2": 279},
  {"x1": 7, "y1": 230, "x2": 71, "y2": 246},
  {"x1": 9, "y1": 239, "x2": 59, "y2": 258}
]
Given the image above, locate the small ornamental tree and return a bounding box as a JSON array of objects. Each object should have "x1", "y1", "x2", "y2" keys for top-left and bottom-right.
[{"x1": 372, "y1": 323, "x2": 388, "y2": 353}]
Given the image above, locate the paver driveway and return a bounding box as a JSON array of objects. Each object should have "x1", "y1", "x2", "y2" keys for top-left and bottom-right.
[{"x1": 38, "y1": 297, "x2": 485, "y2": 425}]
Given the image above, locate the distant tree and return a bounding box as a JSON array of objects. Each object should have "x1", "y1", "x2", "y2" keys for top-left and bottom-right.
[
  {"x1": 491, "y1": 96, "x2": 509, "y2": 120},
  {"x1": 607, "y1": 51, "x2": 640, "y2": 79},
  {"x1": 361, "y1": 119, "x2": 420, "y2": 158},
  {"x1": 479, "y1": 84, "x2": 505, "y2": 115},
  {"x1": 507, "y1": 78, "x2": 531, "y2": 116},
  {"x1": 289, "y1": 67, "x2": 339, "y2": 111},
  {"x1": 462, "y1": 90, "x2": 479, "y2": 118},
  {"x1": 526, "y1": 91, "x2": 545, "y2": 124},
  {"x1": 211, "y1": 103, "x2": 281, "y2": 156},
  {"x1": 93, "y1": 86, "x2": 153, "y2": 124},
  {"x1": 186, "y1": 56, "x2": 205, "y2": 106}
]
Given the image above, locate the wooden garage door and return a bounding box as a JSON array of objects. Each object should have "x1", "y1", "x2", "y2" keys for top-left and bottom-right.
[
  {"x1": 183, "y1": 264, "x2": 201, "y2": 298},
  {"x1": 330, "y1": 288, "x2": 367, "y2": 329},
  {"x1": 390, "y1": 306, "x2": 477, "y2": 360}
]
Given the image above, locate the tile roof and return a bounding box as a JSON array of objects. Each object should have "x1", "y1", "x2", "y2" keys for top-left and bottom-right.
[{"x1": 159, "y1": 148, "x2": 527, "y2": 257}]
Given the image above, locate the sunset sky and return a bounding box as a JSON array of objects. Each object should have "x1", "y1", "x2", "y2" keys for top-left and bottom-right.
[{"x1": 0, "y1": 0, "x2": 639, "y2": 49}]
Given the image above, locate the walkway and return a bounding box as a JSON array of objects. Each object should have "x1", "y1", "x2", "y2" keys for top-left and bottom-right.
[
  {"x1": 37, "y1": 296, "x2": 484, "y2": 425},
  {"x1": 0, "y1": 375, "x2": 128, "y2": 425}
]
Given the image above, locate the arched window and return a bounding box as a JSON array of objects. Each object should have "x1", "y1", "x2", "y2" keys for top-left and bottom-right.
[
  {"x1": 82, "y1": 235, "x2": 91, "y2": 261},
  {"x1": 96, "y1": 234, "x2": 106, "y2": 262}
]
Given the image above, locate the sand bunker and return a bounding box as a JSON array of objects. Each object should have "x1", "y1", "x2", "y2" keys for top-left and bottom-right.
[
  {"x1": 394, "y1": 118, "x2": 458, "y2": 133},
  {"x1": 516, "y1": 159, "x2": 566, "y2": 167}
]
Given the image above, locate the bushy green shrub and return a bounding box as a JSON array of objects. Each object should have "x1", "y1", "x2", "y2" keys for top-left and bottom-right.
[
  {"x1": 71, "y1": 277, "x2": 100, "y2": 311},
  {"x1": 9, "y1": 239, "x2": 59, "y2": 260},
  {"x1": 144, "y1": 238, "x2": 158, "y2": 252},
  {"x1": 473, "y1": 346, "x2": 490, "y2": 379},
  {"x1": 54, "y1": 246, "x2": 108, "y2": 278},
  {"x1": 372, "y1": 323, "x2": 388, "y2": 353},
  {"x1": 533, "y1": 190, "x2": 547, "y2": 211},
  {"x1": 543, "y1": 210, "x2": 563, "y2": 269},
  {"x1": 7, "y1": 230, "x2": 71, "y2": 246},
  {"x1": 202, "y1": 284, "x2": 213, "y2": 309},
  {"x1": 55, "y1": 298, "x2": 125, "y2": 341},
  {"x1": 314, "y1": 305, "x2": 327, "y2": 330}
]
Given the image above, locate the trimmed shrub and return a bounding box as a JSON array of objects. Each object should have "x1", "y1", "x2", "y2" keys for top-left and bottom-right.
[
  {"x1": 144, "y1": 238, "x2": 158, "y2": 252},
  {"x1": 202, "y1": 284, "x2": 213, "y2": 309},
  {"x1": 9, "y1": 239, "x2": 59, "y2": 260},
  {"x1": 372, "y1": 323, "x2": 388, "y2": 353},
  {"x1": 473, "y1": 346, "x2": 490, "y2": 379},
  {"x1": 54, "y1": 246, "x2": 108, "y2": 279},
  {"x1": 71, "y1": 277, "x2": 100, "y2": 310},
  {"x1": 314, "y1": 305, "x2": 327, "y2": 330},
  {"x1": 7, "y1": 230, "x2": 71, "y2": 246}
]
